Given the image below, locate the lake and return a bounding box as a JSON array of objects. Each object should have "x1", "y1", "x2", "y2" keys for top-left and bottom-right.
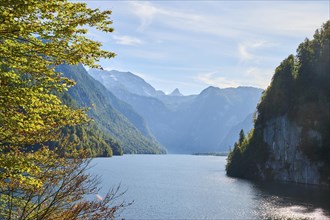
[{"x1": 90, "y1": 155, "x2": 330, "y2": 219}]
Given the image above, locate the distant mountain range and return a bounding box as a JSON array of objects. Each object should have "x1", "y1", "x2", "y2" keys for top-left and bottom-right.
[
  {"x1": 169, "y1": 88, "x2": 183, "y2": 96},
  {"x1": 57, "y1": 64, "x2": 166, "y2": 154},
  {"x1": 89, "y1": 69, "x2": 263, "y2": 153}
]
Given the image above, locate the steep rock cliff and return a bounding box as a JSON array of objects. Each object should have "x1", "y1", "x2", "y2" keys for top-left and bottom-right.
[
  {"x1": 226, "y1": 21, "x2": 329, "y2": 186},
  {"x1": 260, "y1": 116, "x2": 324, "y2": 185}
]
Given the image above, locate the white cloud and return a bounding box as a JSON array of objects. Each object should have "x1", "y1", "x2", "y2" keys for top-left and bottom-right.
[
  {"x1": 238, "y1": 40, "x2": 267, "y2": 61},
  {"x1": 195, "y1": 66, "x2": 274, "y2": 89},
  {"x1": 243, "y1": 67, "x2": 274, "y2": 88},
  {"x1": 196, "y1": 71, "x2": 240, "y2": 88},
  {"x1": 85, "y1": 1, "x2": 329, "y2": 94},
  {"x1": 246, "y1": 2, "x2": 328, "y2": 37},
  {"x1": 238, "y1": 44, "x2": 252, "y2": 60},
  {"x1": 129, "y1": 1, "x2": 204, "y2": 32},
  {"x1": 129, "y1": 2, "x2": 158, "y2": 30},
  {"x1": 128, "y1": 1, "x2": 328, "y2": 40},
  {"x1": 112, "y1": 35, "x2": 143, "y2": 45}
]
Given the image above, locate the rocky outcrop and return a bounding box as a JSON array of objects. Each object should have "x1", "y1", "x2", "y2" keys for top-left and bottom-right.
[
  {"x1": 260, "y1": 116, "x2": 325, "y2": 185},
  {"x1": 226, "y1": 22, "x2": 329, "y2": 186}
]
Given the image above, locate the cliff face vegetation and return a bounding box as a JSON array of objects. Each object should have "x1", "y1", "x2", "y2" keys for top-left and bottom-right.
[{"x1": 226, "y1": 21, "x2": 330, "y2": 185}]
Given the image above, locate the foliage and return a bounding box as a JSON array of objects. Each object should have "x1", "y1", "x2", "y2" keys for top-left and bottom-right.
[
  {"x1": 256, "y1": 55, "x2": 295, "y2": 122},
  {"x1": 226, "y1": 21, "x2": 330, "y2": 181},
  {"x1": 0, "y1": 148, "x2": 129, "y2": 219},
  {"x1": 0, "y1": 0, "x2": 127, "y2": 218},
  {"x1": 55, "y1": 123, "x2": 124, "y2": 157},
  {"x1": 226, "y1": 129, "x2": 268, "y2": 178},
  {"x1": 56, "y1": 63, "x2": 166, "y2": 154},
  {"x1": 238, "y1": 129, "x2": 245, "y2": 146},
  {"x1": 0, "y1": 0, "x2": 115, "y2": 145},
  {"x1": 28, "y1": 122, "x2": 124, "y2": 157},
  {"x1": 56, "y1": 92, "x2": 124, "y2": 157}
]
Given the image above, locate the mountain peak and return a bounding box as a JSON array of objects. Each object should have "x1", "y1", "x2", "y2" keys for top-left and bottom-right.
[
  {"x1": 88, "y1": 69, "x2": 159, "y2": 97},
  {"x1": 205, "y1": 86, "x2": 220, "y2": 91},
  {"x1": 169, "y1": 88, "x2": 183, "y2": 96},
  {"x1": 199, "y1": 86, "x2": 221, "y2": 95}
]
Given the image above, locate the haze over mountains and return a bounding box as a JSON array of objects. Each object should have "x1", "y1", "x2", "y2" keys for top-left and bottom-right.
[
  {"x1": 89, "y1": 69, "x2": 263, "y2": 153},
  {"x1": 58, "y1": 64, "x2": 165, "y2": 154}
]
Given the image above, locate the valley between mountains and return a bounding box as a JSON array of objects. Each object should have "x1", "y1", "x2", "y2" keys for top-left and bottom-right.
[{"x1": 61, "y1": 65, "x2": 262, "y2": 154}]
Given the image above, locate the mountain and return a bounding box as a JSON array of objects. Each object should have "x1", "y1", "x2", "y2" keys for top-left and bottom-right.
[
  {"x1": 56, "y1": 64, "x2": 166, "y2": 154},
  {"x1": 58, "y1": 92, "x2": 123, "y2": 157},
  {"x1": 169, "y1": 88, "x2": 183, "y2": 96},
  {"x1": 219, "y1": 113, "x2": 255, "y2": 150},
  {"x1": 88, "y1": 69, "x2": 164, "y2": 97},
  {"x1": 28, "y1": 92, "x2": 124, "y2": 157},
  {"x1": 166, "y1": 86, "x2": 262, "y2": 153},
  {"x1": 226, "y1": 21, "x2": 330, "y2": 185},
  {"x1": 88, "y1": 69, "x2": 262, "y2": 154}
]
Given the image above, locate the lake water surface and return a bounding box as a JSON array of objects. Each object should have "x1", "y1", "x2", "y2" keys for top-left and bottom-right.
[{"x1": 90, "y1": 155, "x2": 330, "y2": 219}]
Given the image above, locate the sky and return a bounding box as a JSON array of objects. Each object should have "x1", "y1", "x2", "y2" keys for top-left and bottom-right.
[{"x1": 83, "y1": 1, "x2": 329, "y2": 95}]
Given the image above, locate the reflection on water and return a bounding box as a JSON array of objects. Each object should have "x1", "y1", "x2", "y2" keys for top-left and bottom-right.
[
  {"x1": 253, "y1": 181, "x2": 330, "y2": 219},
  {"x1": 264, "y1": 205, "x2": 327, "y2": 219},
  {"x1": 90, "y1": 155, "x2": 330, "y2": 219}
]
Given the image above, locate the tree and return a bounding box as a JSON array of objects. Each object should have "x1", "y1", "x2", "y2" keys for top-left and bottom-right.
[
  {"x1": 226, "y1": 142, "x2": 243, "y2": 177},
  {"x1": 0, "y1": 0, "x2": 115, "y2": 146},
  {"x1": 226, "y1": 21, "x2": 329, "y2": 182},
  {"x1": 0, "y1": 147, "x2": 130, "y2": 219},
  {"x1": 256, "y1": 55, "x2": 295, "y2": 122},
  {"x1": 238, "y1": 129, "x2": 245, "y2": 146},
  {"x1": 0, "y1": 0, "x2": 127, "y2": 218}
]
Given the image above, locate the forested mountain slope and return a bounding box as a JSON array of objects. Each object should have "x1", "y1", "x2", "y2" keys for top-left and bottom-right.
[
  {"x1": 56, "y1": 64, "x2": 166, "y2": 154},
  {"x1": 57, "y1": 93, "x2": 123, "y2": 157}
]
